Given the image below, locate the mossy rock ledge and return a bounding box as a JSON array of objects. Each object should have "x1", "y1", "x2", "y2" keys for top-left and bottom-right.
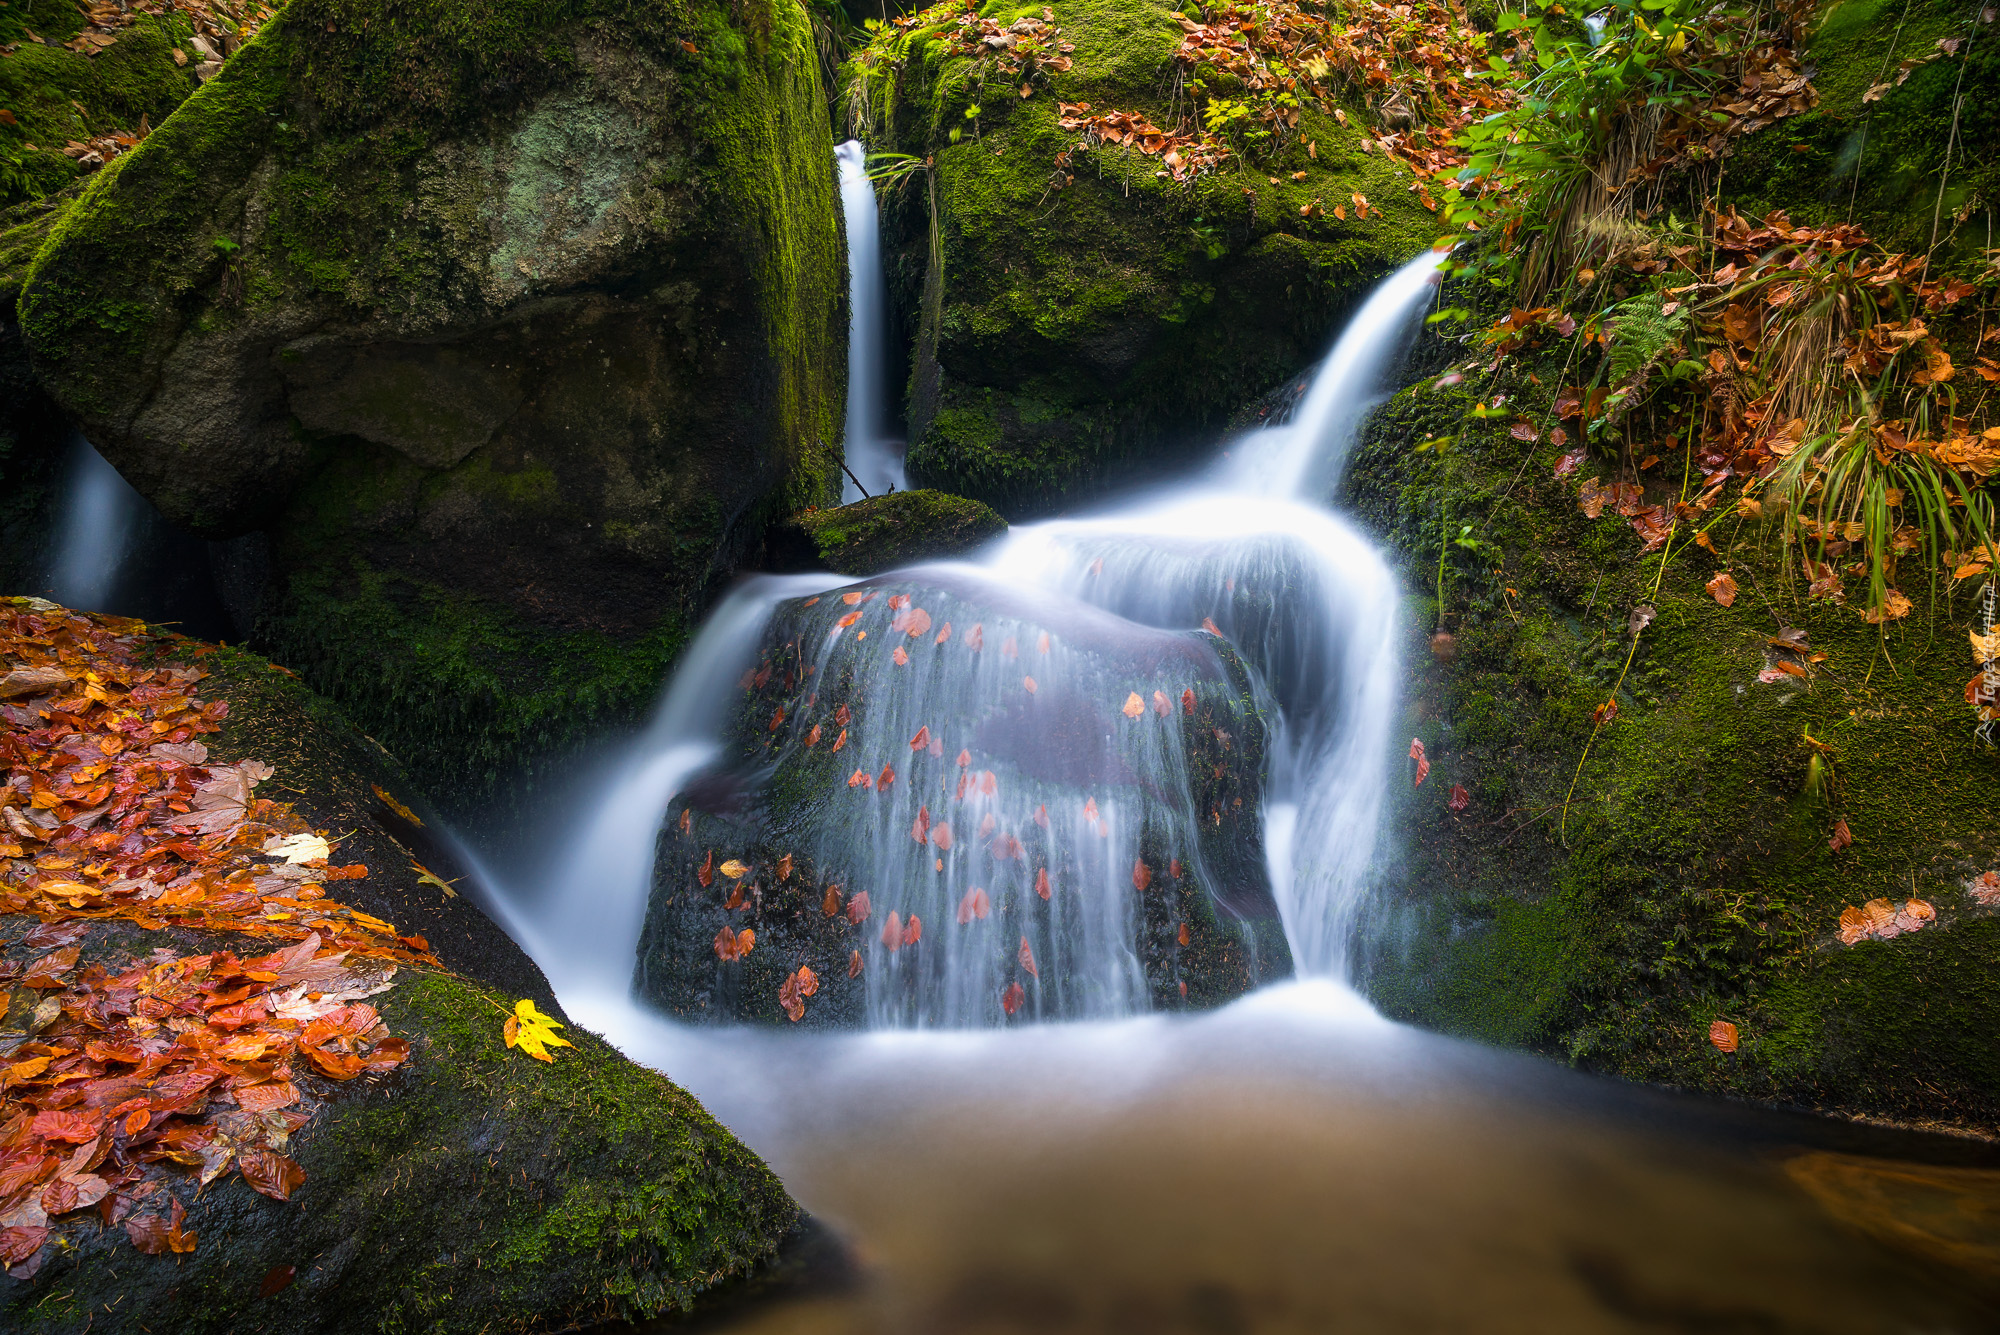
[
  {"x1": 781, "y1": 488, "x2": 1009, "y2": 575},
  {"x1": 1, "y1": 610, "x2": 804, "y2": 1332},
  {"x1": 846, "y1": 0, "x2": 1439, "y2": 517},
  {"x1": 16, "y1": 0, "x2": 845, "y2": 815},
  {"x1": 1338, "y1": 0, "x2": 2000, "y2": 1133},
  {"x1": 637, "y1": 571, "x2": 1290, "y2": 1026}
]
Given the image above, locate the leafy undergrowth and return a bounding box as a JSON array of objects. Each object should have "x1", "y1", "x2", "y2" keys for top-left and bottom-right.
[{"x1": 0, "y1": 597, "x2": 433, "y2": 1279}]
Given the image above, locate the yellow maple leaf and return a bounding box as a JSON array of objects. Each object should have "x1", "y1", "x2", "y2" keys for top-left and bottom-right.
[
  {"x1": 503, "y1": 999, "x2": 573, "y2": 1063},
  {"x1": 719, "y1": 859, "x2": 750, "y2": 880}
]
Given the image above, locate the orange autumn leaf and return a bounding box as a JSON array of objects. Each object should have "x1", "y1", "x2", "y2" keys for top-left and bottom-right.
[
  {"x1": 1037, "y1": 632, "x2": 1050, "y2": 654},
  {"x1": 967, "y1": 624, "x2": 985, "y2": 650},
  {"x1": 1181, "y1": 688, "x2": 1195, "y2": 715},
  {"x1": 1083, "y1": 797, "x2": 1098, "y2": 823},
  {"x1": 836, "y1": 704, "x2": 851, "y2": 726},
  {"x1": 1409, "y1": 738, "x2": 1429, "y2": 787},
  {"x1": 1177, "y1": 922, "x2": 1190, "y2": 946},
  {"x1": 1706, "y1": 571, "x2": 1738, "y2": 607},
  {"x1": 777, "y1": 854, "x2": 793, "y2": 880},
  {"x1": 1036, "y1": 867, "x2": 1051, "y2": 900},
  {"x1": 931, "y1": 822, "x2": 954, "y2": 850},
  {"x1": 1122, "y1": 692, "x2": 1145, "y2": 718},
  {"x1": 1133, "y1": 859, "x2": 1153, "y2": 892},
  {"x1": 847, "y1": 768, "x2": 872, "y2": 789},
  {"x1": 910, "y1": 726, "x2": 931, "y2": 751},
  {"x1": 1202, "y1": 617, "x2": 1222, "y2": 635},
  {"x1": 911, "y1": 805, "x2": 931, "y2": 843},
  {"x1": 878, "y1": 763, "x2": 896, "y2": 789},
  {"x1": 1169, "y1": 858, "x2": 1181, "y2": 878},
  {"x1": 1153, "y1": 690, "x2": 1169, "y2": 716},
  {"x1": 893, "y1": 607, "x2": 933, "y2": 637},
  {"x1": 978, "y1": 771, "x2": 997, "y2": 796},
  {"x1": 832, "y1": 728, "x2": 847, "y2": 751},
  {"x1": 978, "y1": 812, "x2": 997, "y2": 839},
  {"x1": 892, "y1": 646, "x2": 909, "y2": 666},
  {"x1": 806, "y1": 724, "x2": 822, "y2": 746},
  {"x1": 848, "y1": 949, "x2": 864, "y2": 978},
  {"x1": 1024, "y1": 676, "x2": 1038, "y2": 693},
  {"x1": 1018, "y1": 935, "x2": 1039, "y2": 978},
  {"x1": 1034, "y1": 804, "x2": 1048, "y2": 828},
  {"x1": 697, "y1": 849, "x2": 714, "y2": 887},
  {"x1": 882, "y1": 910, "x2": 903, "y2": 950},
  {"x1": 1829, "y1": 818, "x2": 1853, "y2": 852},
  {"x1": 956, "y1": 748, "x2": 971, "y2": 767},
  {"x1": 1002, "y1": 980, "x2": 1026, "y2": 1015},
  {"x1": 936, "y1": 622, "x2": 953, "y2": 644},
  {"x1": 841, "y1": 591, "x2": 874, "y2": 606},
  {"x1": 903, "y1": 914, "x2": 922, "y2": 947},
  {"x1": 822, "y1": 885, "x2": 843, "y2": 916},
  {"x1": 836, "y1": 612, "x2": 862, "y2": 629},
  {"x1": 1709, "y1": 1020, "x2": 1739, "y2": 1053},
  {"x1": 957, "y1": 887, "x2": 992, "y2": 924},
  {"x1": 679, "y1": 809, "x2": 691, "y2": 834},
  {"x1": 847, "y1": 889, "x2": 872, "y2": 923},
  {"x1": 888, "y1": 594, "x2": 910, "y2": 610}
]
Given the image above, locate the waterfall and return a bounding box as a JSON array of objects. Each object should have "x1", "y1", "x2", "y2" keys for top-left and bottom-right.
[
  {"x1": 489, "y1": 249, "x2": 1446, "y2": 1031},
  {"x1": 48, "y1": 434, "x2": 144, "y2": 612},
  {"x1": 835, "y1": 140, "x2": 906, "y2": 501}
]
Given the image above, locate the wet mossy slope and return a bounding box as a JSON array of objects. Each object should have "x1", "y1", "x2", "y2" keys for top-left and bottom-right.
[
  {"x1": 849, "y1": 0, "x2": 1439, "y2": 516},
  {"x1": 16, "y1": 0, "x2": 845, "y2": 818},
  {"x1": 1, "y1": 620, "x2": 801, "y2": 1333}
]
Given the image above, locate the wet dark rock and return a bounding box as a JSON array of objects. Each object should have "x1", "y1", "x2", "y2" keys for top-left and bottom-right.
[
  {"x1": 636, "y1": 570, "x2": 1291, "y2": 1028},
  {"x1": 768, "y1": 489, "x2": 1010, "y2": 576}
]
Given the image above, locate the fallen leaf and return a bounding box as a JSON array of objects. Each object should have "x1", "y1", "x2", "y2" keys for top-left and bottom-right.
[
  {"x1": 1002, "y1": 981, "x2": 1026, "y2": 1016},
  {"x1": 1448, "y1": 784, "x2": 1469, "y2": 811},
  {"x1": 848, "y1": 950, "x2": 864, "y2": 978},
  {"x1": 1709, "y1": 1020, "x2": 1739, "y2": 1053},
  {"x1": 1122, "y1": 693, "x2": 1145, "y2": 718},
  {"x1": 847, "y1": 889, "x2": 871, "y2": 924},
  {"x1": 1705, "y1": 572, "x2": 1738, "y2": 607},
  {"x1": 823, "y1": 885, "x2": 844, "y2": 916},
  {"x1": 1409, "y1": 738, "x2": 1429, "y2": 787},
  {"x1": 1018, "y1": 936, "x2": 1039, "y2": 978},
  {"x1": 720, "y1": 859, "x2": 750, "y2": 880},
  {"x1": 882, "y1": 911, "x2": 903, "y2": 951},
  {"x1": 1134, "y1": 859, "x2": 1153, "y2": 892},
  {"x1": 1036, "y1": 867, "x2": 1051, "y2": 900},
  {"x1": 957, "y1": 887, "x2": 992, "y2": 924},
  {"x1": 1829, "y1": 818, "x2": 1853, "y2": 852},
  {"x1": 1593, "y1": 699, "x2": 1620, "y2": 726},
  {"x1": 503, "y1": 999, "x2": 572, "y2": 1062}
]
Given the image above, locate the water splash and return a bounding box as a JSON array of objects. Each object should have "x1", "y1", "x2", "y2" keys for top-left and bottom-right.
[
  {"x1": 489, "y1": 249, "x2": 1446, "y2": 1028},
  {"x1": 836, "y1": 140, "x2": 906, "y2": 501},
  {"x1": 48, "y1": 435, "x2": 143, "y2": 612}
]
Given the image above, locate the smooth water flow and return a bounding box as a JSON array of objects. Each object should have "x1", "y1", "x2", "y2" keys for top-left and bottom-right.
[
  {"x1": 48, "y1": 435, "x2": 143, "y2": 612},
  {"x1": 836, "y1": 140, "x2": 906, "y2": 501},
  {"x1": 489, "y1": 249, "x2": 1448, "y2": 1034}
]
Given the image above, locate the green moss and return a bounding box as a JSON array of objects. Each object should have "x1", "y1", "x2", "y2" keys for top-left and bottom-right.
[
  {"x1": 852, "y1": 0, "x2": 1440, "y2": 517},
  {"x1": 5, "y1": 970, "x2": 800, "y2": 1334},
  {"x1": 260, "y1": 556, "x2": 686, "y2": 815},
  {"x1": 1347, "y1": 351, "x2": 2000, "y2": 1123},
  {"x1": 793, "y1": 486, "x2": 1009, "y2": 573},
  {"x1": 1722, "y1": 0, "x2": 1994, "y2": 260},
  {"x1": 0, "y1": 20, "x2": 200, "y2": 207}
]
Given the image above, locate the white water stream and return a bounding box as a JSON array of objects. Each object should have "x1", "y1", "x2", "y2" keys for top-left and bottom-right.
[
  {"x1": 47, "y1": 434, "x2": 144, "y2": 612},
  {"x1": 835, "y1": 140, "x2": 906, "y2": 501},
  {"x1": 483, "y1": 246, "x2": 1446, "y2": 1035}
]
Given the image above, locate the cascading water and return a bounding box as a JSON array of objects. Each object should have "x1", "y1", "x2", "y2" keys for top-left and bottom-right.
[
  {"x1": 835, "y1": 140, "x2": 906, "y2": 501},
  {"x1": 47, "y1": 434, "x2": 144, "y2": 612},
  {"x1": 487, "y1": 247, "x2": 1447, "y2": 1035}
]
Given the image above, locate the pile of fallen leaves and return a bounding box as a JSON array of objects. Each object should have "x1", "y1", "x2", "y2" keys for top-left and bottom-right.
[
  {"x1": 0, "y1": 602, "x2": 431, "y2": 1278},
  {"x1": 3, "y1": 0, "x2": 276, "y2": 66}
]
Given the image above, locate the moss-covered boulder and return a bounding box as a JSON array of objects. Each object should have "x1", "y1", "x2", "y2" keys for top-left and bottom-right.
[
  {"x1": 783, "y1": 488, "x2": 1009, "y2": 574},
  {"x1": 16, "y1": 0, "x2": 845, "y2": 813},
  {"x1": 845, "y1": 0, "x2": 1439, "y2": 516},
  {"x1": 636, "y1": 571, "x2": 1289, "y2": 1025},
  {"x1": 1330, "y1": 0, "x2": 2000, "y2": 1132},
  {"x1": 0, "y1": 602, "x2": 806, "y2": 1331}
]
